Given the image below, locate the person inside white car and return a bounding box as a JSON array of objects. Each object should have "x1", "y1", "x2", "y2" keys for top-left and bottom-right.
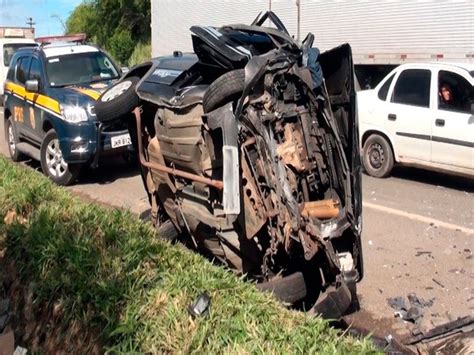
[{"x1": 438, "y1": 82, "x2": 457, "y2": 111}]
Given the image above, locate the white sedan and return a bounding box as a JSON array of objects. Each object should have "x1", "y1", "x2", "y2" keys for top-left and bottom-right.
[{"x1": 357, "y1": 62, "x2": 473, "y2": 178}]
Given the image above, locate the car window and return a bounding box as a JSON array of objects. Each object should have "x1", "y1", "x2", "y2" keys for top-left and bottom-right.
[
  {"x1": 28, "y1": 57, "x2": 42, "y2": 81},
  {"x1": 15, "y1": 57, "x2": 30, "y2": 85},
  {"x1": 391, "y1": 69, "x2": 431, "y2": 108},
  {"x1": 3, "y1": 43, "x2": 36, "y2": 67},
  {"x1": 45, "y1": 51, "x2": 120, "y2": 87},
  {"x1": 438, "y1": 70, "x2": 473, "y2": 114},
  {"x1": 377, "y1": 73, "x2": 395, "y2": 101}
]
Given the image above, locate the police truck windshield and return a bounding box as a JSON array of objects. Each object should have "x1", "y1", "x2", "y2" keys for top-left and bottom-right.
[{"x1": 46, "y1": 51, "x2": 120, "y2": 87}]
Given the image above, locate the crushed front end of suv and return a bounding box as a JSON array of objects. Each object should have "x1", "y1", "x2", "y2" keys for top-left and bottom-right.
[{"x1": 96, "y1": 12, "x2": 363, "y2": 318}]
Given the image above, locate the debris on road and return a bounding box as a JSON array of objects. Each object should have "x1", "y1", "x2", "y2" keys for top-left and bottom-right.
[
  {"x1": 407, "y1": 293, "x2": 434, "y2": 308},
  {"x1": 187, "y1": 293, "x2": 211, "y2": 318},
  {"x1": 387, "y1": 293, "x2": 435, "y2": 324},
  {"x1": 432, "y1": 278, "x2": 445, "y2": 288},
  {"x1": 406, "y1": 315, "x2": 474, "y2": 345}
]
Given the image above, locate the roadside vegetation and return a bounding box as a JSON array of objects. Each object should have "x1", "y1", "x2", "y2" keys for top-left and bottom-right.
[
  {"x1": 0, "y1": 156, "x2": 376, "y2": 353},
  {"x1": 66, "y1": 0, "x2": 151, "y2": 65}
]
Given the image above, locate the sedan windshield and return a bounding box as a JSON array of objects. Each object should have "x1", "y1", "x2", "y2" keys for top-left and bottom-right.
[{"x1": 46, "y1": 51, "x2": 120, "y2": 87}]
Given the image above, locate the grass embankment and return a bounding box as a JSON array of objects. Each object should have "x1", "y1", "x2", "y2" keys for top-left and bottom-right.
[{"x1": 0, "y1": 156, "x2": 376, "y2": 353}]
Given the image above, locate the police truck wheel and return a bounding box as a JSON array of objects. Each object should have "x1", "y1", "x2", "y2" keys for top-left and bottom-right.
[
  {"x1": 40, "y1": 129, "x2": 81, "y2": 186},
  {"x1": 6, "y1": 117, "x2": 23, "y2": 162}
]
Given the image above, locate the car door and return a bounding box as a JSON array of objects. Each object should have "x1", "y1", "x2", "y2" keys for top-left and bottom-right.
[
  {"x1": 385, "y1": 68, "x2": 432, "y2": 162},
  {"x1": 24, "y1": 55, "x2": 44, "y2": 143},
  {"x1": 431, "y1": 69, "x2": 474, "y2": 170},
  {"x1": 11, "y1": 56, "x2": 30, "y2": 136}
]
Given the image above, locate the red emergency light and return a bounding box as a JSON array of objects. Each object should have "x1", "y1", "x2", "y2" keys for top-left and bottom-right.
[{"x1": 35, "y1": 33, "x2": 87, "y2": 45}]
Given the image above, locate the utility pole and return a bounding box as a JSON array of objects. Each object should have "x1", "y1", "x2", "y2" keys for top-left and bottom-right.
[{"x1": 26, "y1": 17, "x2": 35, "y2": 28}]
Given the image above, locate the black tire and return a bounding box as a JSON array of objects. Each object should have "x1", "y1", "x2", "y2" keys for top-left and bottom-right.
[
  {"x1": 40, "y1": 129, "x2": 81, "y2": 186},
  {"x1": 203, "y1": 69, "x2": 245, "y2": 113},
  {"x1": 156, "y1": 220, "x2": 179, "y2": 242},
  {"x1": 362, "y1": 134, "x2": 394, "y2": 178},
  {"x1": 257, "y1": 272, "x2": 307, "y2": 304},
  {"x1": 6, "y1": 117, "x2": 23, "y2": 162},
  {"x1": 95, "y1": 76, "x2": 140, "y2": 122}
]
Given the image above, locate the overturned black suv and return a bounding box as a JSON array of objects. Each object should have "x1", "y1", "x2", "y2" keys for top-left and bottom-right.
[{"x1": 95, "y1": 12, "x2": 363, "y2": 318}]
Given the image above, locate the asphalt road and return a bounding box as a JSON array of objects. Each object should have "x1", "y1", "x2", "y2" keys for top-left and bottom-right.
[{"x1": 1, "y1": 108, "x2": 473, "y2": 342}]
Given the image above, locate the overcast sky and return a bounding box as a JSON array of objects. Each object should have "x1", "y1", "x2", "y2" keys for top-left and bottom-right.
[{"x1": 0, "y1": 0, "x2": 82, "y2": 37}]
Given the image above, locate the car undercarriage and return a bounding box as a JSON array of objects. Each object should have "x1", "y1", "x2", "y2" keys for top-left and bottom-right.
[{"x1": 96, "y1": 11, "x2": 363, "y2": 318}]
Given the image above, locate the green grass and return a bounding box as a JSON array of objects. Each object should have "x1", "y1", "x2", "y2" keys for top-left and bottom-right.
[{"x1": 0, "y1": 156, "x2": 377, "y2": 353}]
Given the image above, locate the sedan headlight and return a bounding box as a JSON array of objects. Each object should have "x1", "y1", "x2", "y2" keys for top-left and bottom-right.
[{"x1": 60, "y1": 105, "x2": 88, "y2": 123}]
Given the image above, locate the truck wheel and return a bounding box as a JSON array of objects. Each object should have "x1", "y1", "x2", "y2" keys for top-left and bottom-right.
[
  {"x1": 6, "y1": 117, "x2": 23, "y2": 162},
  {"x1": 40, "y1": 129, "x2": 81, "y2": 186},
  {"x1": 363, "y1": 134, "x2": 394, "y2": 178},
  {"x1": 203, "y1": 69, "x2": 245, "y2": 113},
  {"x1": 95, "y1": 76, "x2": 140, "y2": 122}
]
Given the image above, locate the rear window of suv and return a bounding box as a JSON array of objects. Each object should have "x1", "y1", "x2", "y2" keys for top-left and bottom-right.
[{"x1": 3, "y1": 43, "x2": 36, "y2": 66}]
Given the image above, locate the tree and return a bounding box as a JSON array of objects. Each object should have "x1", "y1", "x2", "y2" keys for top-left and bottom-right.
[
  {"x1": 66, "y1": 2, "x2": 97, "y2": 38},
  {"x1": 66, "y1": 0, "x2": 151, "y2": 65}
]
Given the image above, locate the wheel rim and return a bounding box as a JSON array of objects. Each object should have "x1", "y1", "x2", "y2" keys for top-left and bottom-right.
[
  {"x1": 45, "y1": 139, "x2": 68, "y2": 178},
  {"x1": 368, "y1": 142, "x2": 385, "y2": 170},
  {"x1": 101, "y1": 81, "x2": 133, "y2": 102},
  {"x1": 7, "y1": 123, "x2": 16, "y2": 156}
]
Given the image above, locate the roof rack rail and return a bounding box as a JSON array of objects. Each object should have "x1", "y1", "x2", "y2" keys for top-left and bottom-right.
[{"x1": 35, "y1": 33, "x2": 87, "y2": 46}]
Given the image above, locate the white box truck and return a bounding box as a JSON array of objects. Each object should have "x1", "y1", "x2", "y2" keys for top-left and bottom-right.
[
  {"x1": 0, "y1": 27, "x2": 37, "y2": 100},
  {"x1": 150, "y1": 0, "x2": 474, "y2": 87}
]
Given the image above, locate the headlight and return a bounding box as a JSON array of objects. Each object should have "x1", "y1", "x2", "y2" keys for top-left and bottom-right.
[{"x1": 60, "y1": 105, "x2": 88, "y2": 123}]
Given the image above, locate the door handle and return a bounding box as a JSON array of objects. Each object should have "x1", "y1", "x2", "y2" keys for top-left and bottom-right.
[
  {"x1": 388, "y1": 113, "x2": 397, "y2": 121},
  {"x1": 435, "y1": 119, "x2": 445, "y2": 127}
]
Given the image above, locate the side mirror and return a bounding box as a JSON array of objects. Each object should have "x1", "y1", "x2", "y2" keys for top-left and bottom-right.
[
  {"x1": 25, "y1": 79, "x2": 39, "y2": 93},
  {"x1": 120, "y1": 67, "x2": 129, "y2": 75}
]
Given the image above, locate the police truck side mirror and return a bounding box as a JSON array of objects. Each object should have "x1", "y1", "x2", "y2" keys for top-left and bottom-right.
[{"x1": 25, "y1": 79, "x2": 39, "y2": 93}]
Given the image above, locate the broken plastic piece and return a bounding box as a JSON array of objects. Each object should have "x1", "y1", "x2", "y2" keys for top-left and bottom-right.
[
  {"x1": 406, "y1": 315, "x2": 474, "y2": 345},
  {"x1": 187, "y1": 293, "x2": 211, "y2": 317}
]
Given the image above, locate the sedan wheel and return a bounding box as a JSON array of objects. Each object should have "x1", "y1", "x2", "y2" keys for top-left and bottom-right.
[
  {"x1": 368, "y1": 142, "x2": 384, "y2": 170},
  {"x1": 363, "y1": 134, "x2": 394, "y2": 178}
]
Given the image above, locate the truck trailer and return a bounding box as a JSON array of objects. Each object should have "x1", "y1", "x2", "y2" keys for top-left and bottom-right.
[
  {"x1": 150, "y1": 0, "x2": 474, "y2": 87},
  {"x1": 0, "y1": 27, "x2": 36, "y2": 99}
]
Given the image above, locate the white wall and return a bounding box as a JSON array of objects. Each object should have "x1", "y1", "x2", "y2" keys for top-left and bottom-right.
[{"x1": 151, "y1": 0, "x2": 271, "y2": 57}]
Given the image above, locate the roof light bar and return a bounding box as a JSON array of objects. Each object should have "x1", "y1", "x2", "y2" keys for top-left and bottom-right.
[{"x1": 35, "y1": 33, "x2": 87, "y2": 45}]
